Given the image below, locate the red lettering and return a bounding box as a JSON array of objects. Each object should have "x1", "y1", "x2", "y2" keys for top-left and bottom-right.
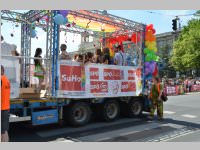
[
  {"x1": 90, "y1": 68, "x2": 99, "y2": 80},
  {"x1": 60, "y1": 65, "x2": 82, "y2": 91},
  {"x1": 121, "y1": 82, "x2": 136, "y2": 92},
  {"x1": 90, "y1": 81, "x2": 108, "y2": 93},
  {"x1": 128, "y1": 70, "x2": 135, "y2": 80},
  {"x1": 104, "y1": 69, "x2": 121, "y2": 80}
]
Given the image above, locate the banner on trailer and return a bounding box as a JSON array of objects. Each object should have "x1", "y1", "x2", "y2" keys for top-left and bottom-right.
[
  {"x1": 57, "y1": 61, "x2": 142, "y2": 98},
  {"x1": 58, "y1": 61, "x2": 85, "y2": 97}
]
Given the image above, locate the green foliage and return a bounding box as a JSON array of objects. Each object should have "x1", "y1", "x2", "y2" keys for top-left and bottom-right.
[
  {"x1": 194, "y1": 10, "x2": 200, "y2": 17},
  {"x1": 170, "y1": 19, "x2": 200, "y2": 71}
]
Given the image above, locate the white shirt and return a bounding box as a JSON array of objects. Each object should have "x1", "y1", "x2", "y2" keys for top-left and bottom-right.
[
  {"x1": 1, "y1": 41, "x2": 15, "y2": 56},
  {"x1": 59, "y1": 51, "x2": 71, "y2": 60},
  {"x1": 114, "y1": 51, "x2": 126, "y2": 66}
]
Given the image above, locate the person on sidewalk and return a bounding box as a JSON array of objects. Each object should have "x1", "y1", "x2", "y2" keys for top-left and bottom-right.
[
  {"x1": 1, "y1": 65, "x2": 11, "y2": 142},
  {"x1": 184, "y1": 78, "x2": 189, "y2": 93},
  {"x1": 148, "y1": 76, "x2": 164, "y2": 121}
]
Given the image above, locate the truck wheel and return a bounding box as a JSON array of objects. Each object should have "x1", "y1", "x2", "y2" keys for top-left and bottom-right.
[
  {"x1": 65, "y1": 102, "x2": 92, "y2": 127},
  {"x1": 127, "y1": 100, "x2": 143, "y2": 117},
  {"x1": 100, "y1": 100, "x2": 120, "y2": 122}
]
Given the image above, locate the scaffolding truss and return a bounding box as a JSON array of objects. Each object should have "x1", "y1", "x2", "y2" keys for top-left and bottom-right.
[
  {"x1": 1, "y1": 10, "x2": 146, "y2": 96},
  {"x1": 1, "y1": 10, "x2": 145, "y2": 36}
]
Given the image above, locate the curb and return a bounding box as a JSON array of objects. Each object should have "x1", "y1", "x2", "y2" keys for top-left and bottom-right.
[
  {"x1": 167, "y1": 92, "x2": 200, "y2": 96},
  {"x1": 184, "y1": 92, "x2": 200, "y2": 95}
]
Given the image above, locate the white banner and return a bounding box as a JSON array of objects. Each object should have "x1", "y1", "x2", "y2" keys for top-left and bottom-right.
[{"x1": 57, "y1": 61, "x2": 143, "y2": 98}]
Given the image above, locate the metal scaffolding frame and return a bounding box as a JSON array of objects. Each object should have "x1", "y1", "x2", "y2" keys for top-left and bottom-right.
[
  {"x1": 20, "y1": 22, "x2": 31, "y2": 86},
  {"x1": 79, "y1": 10, "x2": 144, "y2": 31},
  {"x1": 1, "y1": 10, "x2": 146, "y2": 96},
  {"x1": 1, "y1": 10, "x2": 145, "y2": 36},
  {"x1": 1, "y1": 10, "x2": 24, "y2": 22},
  {"x1": 45, "y1": 11, "x2": 53, "y2": 95}
]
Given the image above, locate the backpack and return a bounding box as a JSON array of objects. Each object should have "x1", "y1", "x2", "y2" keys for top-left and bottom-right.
[{"x1": 157, "y1": 83, "x2": 168, "y2": 102}]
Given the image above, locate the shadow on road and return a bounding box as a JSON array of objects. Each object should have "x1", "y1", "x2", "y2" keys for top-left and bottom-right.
[{"x1": 9, "y1": 116, "x2": 200, "y2": 142}]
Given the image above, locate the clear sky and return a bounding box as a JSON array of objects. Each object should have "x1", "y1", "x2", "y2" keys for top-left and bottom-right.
[{"x1": 1, "y1": 10, "x2": 197, "y2": 57}]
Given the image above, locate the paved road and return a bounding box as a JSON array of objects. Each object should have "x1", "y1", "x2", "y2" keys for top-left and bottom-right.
[{"x1": 9, "y1": 93, "x2": 200, "y2": 142}]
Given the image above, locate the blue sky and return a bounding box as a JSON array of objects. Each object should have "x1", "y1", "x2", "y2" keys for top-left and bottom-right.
[
  {"x1": 108, "y1": 10, "x2": 196, "y2": 33},
  {"x1": 1, "y1": 10, "x2": 197, "y2": 57}
]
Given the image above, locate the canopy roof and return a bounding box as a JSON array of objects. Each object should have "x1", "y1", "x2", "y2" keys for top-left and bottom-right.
[{"x1": 1, "y1": 10, "x2": 145, "y2": 37}]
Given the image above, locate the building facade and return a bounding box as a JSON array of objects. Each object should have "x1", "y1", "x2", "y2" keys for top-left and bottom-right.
[
  {"x1": 156, "y1": 31, "x2": 180, "y2": 56},
  {"x1": 156, "y1": 30, "x2": 181, "y2": 78},
  {"x1": 69, "y1": 35, "x2": 101, "y2": 58}
]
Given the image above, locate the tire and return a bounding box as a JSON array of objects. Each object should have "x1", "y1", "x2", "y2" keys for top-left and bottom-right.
[
  {"x1": 99, "y1": 100, "x2": 120, "y2": 122},
  {"x1": 63, "y1": 102, "x2": 92, "y2": 127},
  {"x1": 127, "y1": 100, "x2": 143, "y2": 117}
]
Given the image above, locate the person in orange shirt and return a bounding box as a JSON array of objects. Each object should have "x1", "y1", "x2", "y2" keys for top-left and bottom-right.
[{"x1": 1, "y1": 65, "x2": 10, "y2": 142}]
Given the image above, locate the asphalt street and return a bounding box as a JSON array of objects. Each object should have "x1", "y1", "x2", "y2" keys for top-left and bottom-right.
[{"x1": 9, "y1": 93, "x2": 200, "y2": 142}]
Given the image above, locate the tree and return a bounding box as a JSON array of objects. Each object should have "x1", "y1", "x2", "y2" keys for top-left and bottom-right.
[
  {"x1": 194, "y1": 10, "x2": 200, "y2": 17},
  {"x1": 170, "y1": 19, "x2": 200, "y2": 77}
]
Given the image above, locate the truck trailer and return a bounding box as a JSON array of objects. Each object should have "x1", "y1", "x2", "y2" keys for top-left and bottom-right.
[{"x1": 1, "y1": 10, "x2": 150, "y2": 127}]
